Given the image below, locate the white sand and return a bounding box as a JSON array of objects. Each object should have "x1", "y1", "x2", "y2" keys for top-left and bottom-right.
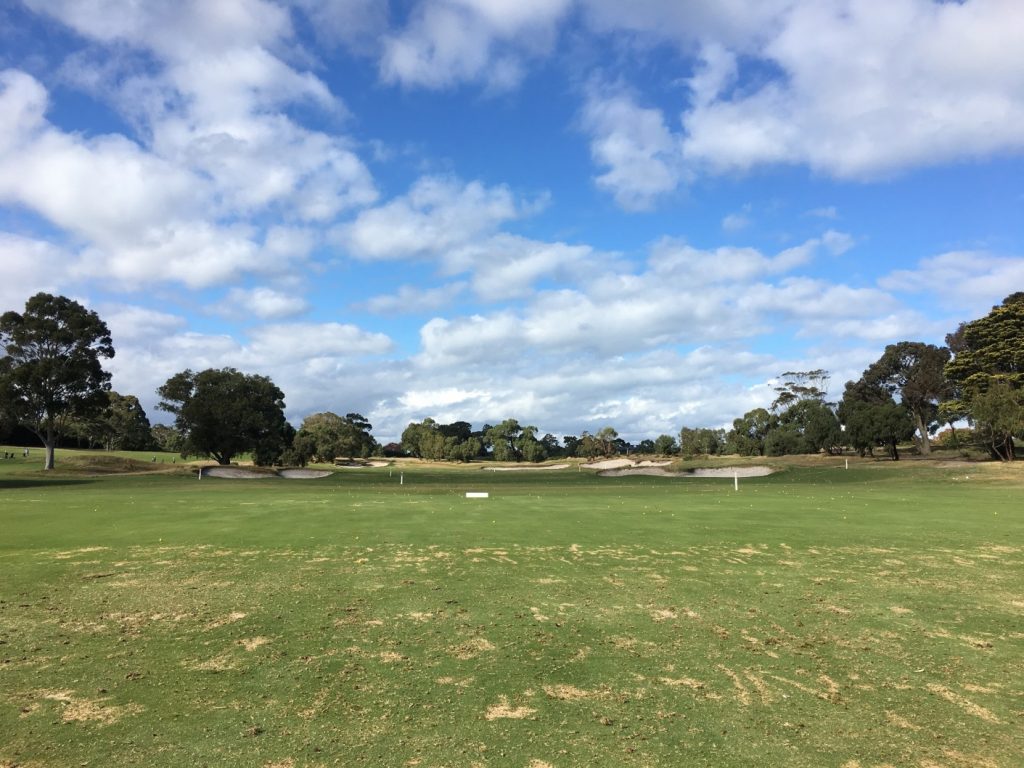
[
  {"x1": 688, "y1": 466, "x2": 774, "y2": 477},
  {"x1": 278, "y1": 469, "x2": 333, "y2": 479},
  {"x1": 584, "y1": 459, "x2": 635, "y2": 470},
  {"x1": 599, "y1": 465, "x2": 776, "y2": 478},
  {"x1": 202, "y1": 467, "x2": 273, "y2": 479},
  {"x1": 202, "y1": 467, "x2": 334, "y2": 479},
  {"x1": 484, "y1": 463, "x2": 570, "y2": 471},
  {"x1": 335, "y1": 460, "x2": 390, "y2": 469}
]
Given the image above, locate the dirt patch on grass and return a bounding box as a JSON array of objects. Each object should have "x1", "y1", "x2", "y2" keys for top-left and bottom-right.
[
  {"x1": 926, "y1": 684, "x2": 1002, "y2": 723},
  {"x1": 40, "y1": 690, "x2": 143, "y2": 725},
  {"x1": 542, "y1": 684, "x2": 604, "y2": 701},
  {"x1": 238, "y1": 637, "x2": 271, "y2": 651},
  {"x1": 485, "y1": 696, "x2": 536, "y2": 720},
  {"x1": 206, "y1": 611, "x2": 247, "y2": 630},
  {"x1": 451, "y1": 637, "x2": 496, "y2": 659}
]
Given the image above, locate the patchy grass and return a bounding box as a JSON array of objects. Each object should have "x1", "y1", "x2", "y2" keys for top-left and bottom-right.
[{"x1": 0, "y1": 454, "x2": 1021, "y2": 767}]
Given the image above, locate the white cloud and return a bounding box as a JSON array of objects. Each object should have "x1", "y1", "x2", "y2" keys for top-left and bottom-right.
[
  {"x1": 101, "y1": 304, "x2": 189, "y2": 345},
  {"x1": 380, "y1": 0, "x2": 572, "y2": 90},
  {"x1": 807, "y1": 206, "x2": 838, "y2": 220},
  {"x1": 0, "y1": 233, "x2": 67, "y2": 312},
  {"x1": 580, "y1": 83, "x2": 686, "y2": 211},
  {"x1": 721, "y1": 211, "x2": 751, "y2": 233},
  {"x1": 216, "y1": 287, "x2": 311, "y2": 320},
  {"x1": 681, "y1": 0, "x2": 1024, "y2": 178},
  {"x1": 105, "y1": 316, "x2": 396, "y2": 426},
  {"x1": 337, "y1": 176, "x2": 522, "y2": 260},
  {"x1": 361, "y1": 282, "x2": 467, "y2": 314},
  {"x1": 578, "y1": 1, "x2": 1024, "y2": 202},
  {"x1": 243, "y1": 322, "x2": 394, "y2": 363},
  {"x1": 879, "y1": 251, "x2": 1024, "y2": 310},
  {"x1": 7, "y1": 1, "x2": 377, "y2": 293}
]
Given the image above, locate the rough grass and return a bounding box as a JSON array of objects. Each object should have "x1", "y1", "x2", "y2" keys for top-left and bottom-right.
[{"x1": 0, "y1": 452, "x2": 1021, "y2": 767}]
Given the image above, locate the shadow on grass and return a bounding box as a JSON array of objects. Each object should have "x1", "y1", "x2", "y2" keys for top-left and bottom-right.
[{"x1": 0, "y1": 477, "x2": 94, "y2": 490}]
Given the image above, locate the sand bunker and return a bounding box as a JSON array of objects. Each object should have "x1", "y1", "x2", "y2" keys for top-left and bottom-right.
[
  {"x1": 335, "y1": 460, "x2": 389, "y2": 469},
  {"x1": 689, "y1": 466, "x2": 774, "y2": 477},
  {"x1": 202, "y1": 467, "x2": 333, "y2": 480},
  {"x1": 202, "y1": 467, "x2": 273, "y2": 479},
  {"x1": 584, "y1": 459, "x2": 673, "y2": 470},
  {"x1": 484, "y1": 463, "x2": 570, "y2": 471},
  {"x1": 278, "y1": 469, "x2": 333, "y2": 479},
  {"x1": 599, "y1": 465, "x2": 776, "y2": 478}
]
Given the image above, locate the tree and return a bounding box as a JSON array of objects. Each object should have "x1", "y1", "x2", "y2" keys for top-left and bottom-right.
[
  {"x1": 104, "y1": 392, "x2": 155, "y2": 450},
  {"x1": 770, "y1": 370, "x2": 830, "y2": 412},
  {"x1": 151, "y1": 424, "x2": 183, "y2": 454},
  {"x1": 485, "y1": 419, "x2": 524, "y2": 462},
  {"x1": 837, "y1": 379, "x2": 915, "y2": 460},
  {"x1": 969, "y1": 381, "x2": 1023, "y2": 461},
  {"x1": 781, "y1": 399, "x2": 842, "y2": 455},
  {"x1": 595, "y1": 426, "x2": 619, "y2": 457},
  {"x1": 292, "y1": 411, "x2": 376, "y2": 460},
  {"x1": 679, "y1": 427, "x2": 724, "y2": 457},
  {"x1": 157, "y1": 368, "x2": 290, "y2": 466},
  {"x1": 944, "y1": 294, "x2": 1024, "y2": 459},
  {"x1": 862, "y1": 342, "x2": 950, "y2": 455},
  {"x1": 294, "y1": 412, "x2": 356, "y2": 464},
  {"x1": 727, "y1": 408, "x2": 773, "y2": 456},
  {"x1": 0, "y1": 293, "x2": 114, "y2": 470}
]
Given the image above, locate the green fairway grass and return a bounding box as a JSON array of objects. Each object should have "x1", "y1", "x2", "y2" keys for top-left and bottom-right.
[{"x1": 1, "y1": 453, "x2": 1021, "y2": 767}]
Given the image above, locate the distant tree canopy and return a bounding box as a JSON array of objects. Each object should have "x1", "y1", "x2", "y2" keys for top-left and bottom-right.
[
  {"x1": 944, "y1": 293, "x2": 1024, "y2": 460},
  {"x1": 293, "y1": 412, "x2": 377, "y2": 464},
  {"x1": 862, "y1": 341, "x2": 950, "y2": 455},
  {"x1": 837, "y1": 379, "x2": 915, "y2": 460},
  {"x1": 158, "y1": 368, "x2": 290, "y2": 466},
  {"x1": 67, "y1": 391, "x2": 155, "y2": 451},
  {"x1": 401, "y1": 418, "x2": 484, "y2": 461},
  {"x1": 0, "y1": 293, "x2": 114, "y2": 469}
]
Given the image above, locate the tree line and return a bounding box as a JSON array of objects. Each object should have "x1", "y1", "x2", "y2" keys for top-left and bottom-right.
[{"x1": 2, "y1": 292, "x2": 1022, "y2": 469}]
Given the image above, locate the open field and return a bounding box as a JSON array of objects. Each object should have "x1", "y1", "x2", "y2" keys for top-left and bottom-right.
[{"x1": 1, "y1": 451, "x2": 1022, "y2": 767}]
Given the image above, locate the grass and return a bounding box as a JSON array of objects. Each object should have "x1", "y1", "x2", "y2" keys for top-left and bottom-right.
[{"x1": 0, "y1": 450, "x2": 1021, "y2": 767}]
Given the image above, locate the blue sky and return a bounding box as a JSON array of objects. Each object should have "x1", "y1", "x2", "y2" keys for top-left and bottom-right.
[{"x1": 1, "y1": 0, "x2": 1022, "y2": 441}]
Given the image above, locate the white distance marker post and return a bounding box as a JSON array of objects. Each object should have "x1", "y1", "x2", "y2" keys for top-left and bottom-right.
[
  {"x1": 734, "y1": 471, "x2": 739, "y2": 492},
  {"x1": 400, "y1": 473, "x2": 404, "y2": 485},
  {"x1": 846, "y1": 458, "x2": 849, "y2": 470}
]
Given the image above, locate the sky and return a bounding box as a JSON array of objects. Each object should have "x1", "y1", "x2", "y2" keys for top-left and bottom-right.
[{"x1": 1, "y1": 0, "x2": 1023, "y2": 443}]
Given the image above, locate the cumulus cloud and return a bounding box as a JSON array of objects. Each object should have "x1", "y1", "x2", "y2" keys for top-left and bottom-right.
[
  {"x1": 578, "y1": 1, "x2": 1024, "y2": 205},
  {"x1": 879, "y1": 251, "x2": 1024, "y2": 311},
  {"x1": 105, "y1": 315, "x2": 396, "y2": 426},
  {"x1": 336, "y1": 176, "x2": 523, "y2": 260},
  {"x1": 0, "y1": 232, "x2": 67, "y2": 311},
  {"x1": 361, "y1": 282, "x2": 467, "y2": 314},
  {"x1": 580, "y1": 83, "x2": 687, "y2": 211},
  {"x1": 6, "y1": 1, "x2": 377, "y2": 292},
  {"x1": 380, "y1": 0, "x2": 572, "y2": 90},
  {"x1": 215, "y1": 287, "x2": 311, "y2": 321}
]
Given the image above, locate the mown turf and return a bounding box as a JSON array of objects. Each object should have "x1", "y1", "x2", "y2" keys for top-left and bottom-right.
[{"x1": 0, "y1": 452, "x2": 1021, "y2": 767}]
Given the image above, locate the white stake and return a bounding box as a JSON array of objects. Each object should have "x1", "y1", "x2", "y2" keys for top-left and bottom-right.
[
  {"x1": 400, "y1": 473, "x2": 404, "y2": 485},
  {"x1": 845, "y1": 458, "x2": 849, "y2": 470},
  {"x1": 734, "y1": 471, "x2": 739, "y2": 492}
]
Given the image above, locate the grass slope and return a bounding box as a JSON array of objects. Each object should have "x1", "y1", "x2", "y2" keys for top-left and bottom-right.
[{"x1": 0, "y1": 454, "x2": 1021, "y2": 767}]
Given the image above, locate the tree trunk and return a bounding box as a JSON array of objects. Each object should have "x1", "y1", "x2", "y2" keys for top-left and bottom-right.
[
  {"x1": 914, "y1": 411, "x2": 931, "y2": 455},
  {"x1": 44, "y1": 433, "x2": 56, "y2": 470}
]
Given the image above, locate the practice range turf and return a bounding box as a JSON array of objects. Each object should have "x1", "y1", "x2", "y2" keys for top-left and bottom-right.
[{"x1": 0, "y1": 450, "x2": 1021, "y2": 767}]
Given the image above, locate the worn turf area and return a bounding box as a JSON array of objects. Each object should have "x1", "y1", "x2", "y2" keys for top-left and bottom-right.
[{"x1": 0, "y1": 453, "x2": 1021, "y2": 767}]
